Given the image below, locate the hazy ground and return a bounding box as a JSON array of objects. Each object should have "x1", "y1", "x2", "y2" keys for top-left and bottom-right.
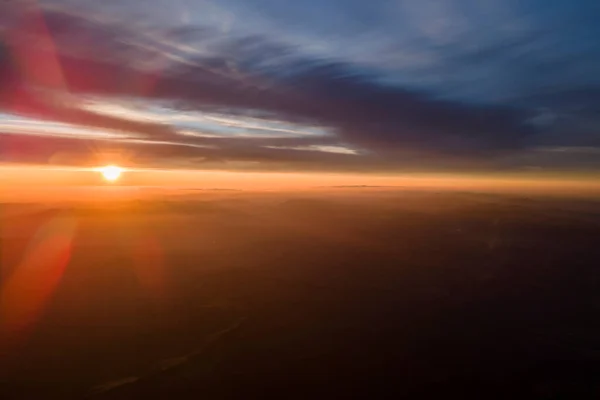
[{"x1": 1, "y1": 188, "x2": 600, "y2": 398}]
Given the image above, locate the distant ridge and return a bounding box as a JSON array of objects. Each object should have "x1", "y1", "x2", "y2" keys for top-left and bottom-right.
[{"x1": 317, "y1": 185, "x2": 398, "y2": 188}]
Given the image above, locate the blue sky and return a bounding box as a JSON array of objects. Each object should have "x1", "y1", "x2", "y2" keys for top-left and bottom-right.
[{"x1": 1, "y1": 0, "x2": 599, "y2": 172}]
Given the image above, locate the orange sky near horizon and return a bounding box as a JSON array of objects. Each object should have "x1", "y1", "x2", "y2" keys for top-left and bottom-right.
[{"x1": 2, "y1": 164, "x2": 600, "y2": 203}]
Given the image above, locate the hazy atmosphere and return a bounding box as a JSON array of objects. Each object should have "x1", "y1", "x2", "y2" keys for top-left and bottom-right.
[{"x1": 2, "y1": 1, "x2": 600, "y2": 399}]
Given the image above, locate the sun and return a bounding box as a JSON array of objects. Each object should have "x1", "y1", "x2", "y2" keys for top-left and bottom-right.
[{"x1": 99, "y1": 165, "x2": 123, "y2": 182}]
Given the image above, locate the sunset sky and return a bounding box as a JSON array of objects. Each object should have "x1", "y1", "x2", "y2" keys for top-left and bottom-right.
[{"x1": 1, "y1": 1, "x2": 600, "y2": 186}]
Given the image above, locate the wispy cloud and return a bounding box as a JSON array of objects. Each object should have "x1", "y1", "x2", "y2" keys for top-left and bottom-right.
[
  {"x1": 264, "y1": 145, "x2": 359, "y2": 155},
  {"x1": 0, "y1": 114, "x2": 137, "y2": 140}
]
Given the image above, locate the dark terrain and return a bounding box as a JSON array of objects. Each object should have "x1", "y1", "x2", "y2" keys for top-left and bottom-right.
[{"x1": 1, "y1": 189, "x2": 599, "y2": 399}]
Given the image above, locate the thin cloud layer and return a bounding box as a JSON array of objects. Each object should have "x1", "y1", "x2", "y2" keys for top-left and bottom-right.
[{"x1": 1, "y1": 0, "x2": 600, "y2": 171}]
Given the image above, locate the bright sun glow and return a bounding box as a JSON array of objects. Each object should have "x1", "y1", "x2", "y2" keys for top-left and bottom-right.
[{"x1": 100, "y1": 165, "x2": 123, "y2": 182}]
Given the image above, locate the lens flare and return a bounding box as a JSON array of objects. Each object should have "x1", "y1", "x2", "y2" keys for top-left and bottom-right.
[{"x1": 0, "y1": 212, "x2": 77, "y2": 346}]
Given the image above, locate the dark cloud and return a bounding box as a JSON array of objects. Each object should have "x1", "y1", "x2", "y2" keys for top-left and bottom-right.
[{"x1": 1, "y1": 2, "x2": 600, "y2": 172}]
